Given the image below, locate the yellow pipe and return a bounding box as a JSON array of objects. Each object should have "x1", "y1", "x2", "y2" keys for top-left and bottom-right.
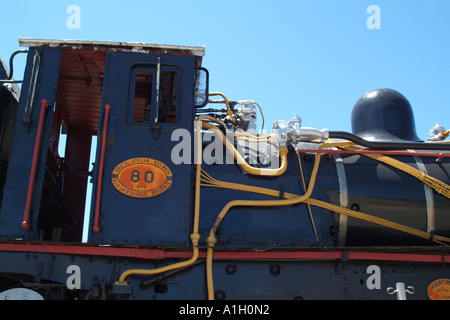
[
  {"x1": 196, "y1": 115, "x2": 224, "y2": 126},
  {"x1": 206, "y1": 247, "x2": 215, "y2": 300},
  {"x1": 115, "y1": 121, "x2": 203, "y2": 285},
  {"x1": 235, "y1": 136, "x2": 271, "y2": 143},
  {"x1": 440, "y1": 129, "x2": 450, "y2": 140},
  {"x1": 117, "y1": 245, "x2": 200, "y2": 285},
  {"x1": 193, "y1": 120, "x2": 203, "y2": 234},
  {"x1": 234, "y1": 129, "x2": 271, "y2": 143},
  {"x1": 208, "y1": 92, "x2": 233, "y2": 117},
  {"x1": 235, "y1": 129, "x2": 271, "y2": 140},
  {"x1": 205, "y1": 94, "x2": 264, "y2": 132},
  {"x1": 197, "y1": 116, "x2": 271, "y2": 143},
  {"x1": 253, "y1": 102, "x2": 265, "y2": 131},
  {"x1": 202, "y1": 122, "x2": 288, "y2": 176}
]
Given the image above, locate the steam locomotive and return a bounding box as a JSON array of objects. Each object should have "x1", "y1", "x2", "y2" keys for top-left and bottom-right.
[{"x1": 0, "y1": 38, "x2": 448, "y2": 300}]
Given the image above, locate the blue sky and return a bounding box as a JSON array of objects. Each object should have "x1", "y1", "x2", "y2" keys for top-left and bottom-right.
[{"x1": 1, "y1": 0, "x2": 450, "y2": 140}]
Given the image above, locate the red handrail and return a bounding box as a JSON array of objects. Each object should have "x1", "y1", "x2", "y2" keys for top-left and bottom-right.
[
  {"x1": 93, "y1": 104, "x2": 111, "y2": 233},
  {"x1": 22, "y1": 99, "x2": 49, "y2": 229}
]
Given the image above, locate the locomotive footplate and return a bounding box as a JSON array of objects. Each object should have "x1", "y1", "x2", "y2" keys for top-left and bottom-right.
[{"x1": 0, "y1": 243, "x2": 448, "y2": 300}]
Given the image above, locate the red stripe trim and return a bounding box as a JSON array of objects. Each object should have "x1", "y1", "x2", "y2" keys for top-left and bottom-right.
[{"x1": 0, "y1": 243, "x2": 448, "y2": 264}]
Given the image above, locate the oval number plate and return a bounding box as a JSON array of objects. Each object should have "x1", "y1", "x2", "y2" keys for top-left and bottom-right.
[
  {"x1": 111, "y1": 158, "x2": 173, "y2": 199},
  {"x1": 427, "y1": 278, "x2": 450, "y2": 300}
]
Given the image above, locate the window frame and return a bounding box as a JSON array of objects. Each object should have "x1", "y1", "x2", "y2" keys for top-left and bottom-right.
[{"x1": 127, "y1": 64, "x2": 181, "y2": 128}]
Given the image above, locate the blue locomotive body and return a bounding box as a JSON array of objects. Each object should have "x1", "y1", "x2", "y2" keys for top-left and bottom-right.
[{"x1": 0, "y1": 38, "x2": 449, "y2": 300}]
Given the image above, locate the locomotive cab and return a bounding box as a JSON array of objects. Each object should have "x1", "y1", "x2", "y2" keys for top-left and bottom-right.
[{"x1": 0, "y1": 38, "x2": 206, "y2": 244}]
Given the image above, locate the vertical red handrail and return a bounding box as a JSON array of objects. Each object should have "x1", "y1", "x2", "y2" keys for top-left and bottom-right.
[
  {"x1": 22, "y1": 99, "x2": 49, "y2": 229},
  {"x1": 93, "y1": 104, "x2": 111, "y2": 233}
]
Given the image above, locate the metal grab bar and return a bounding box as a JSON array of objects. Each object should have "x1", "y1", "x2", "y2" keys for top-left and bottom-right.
[
  {"x1": 0, "y1": 50, "x2": 28, "y2": 84},
  {"x1": 93, "y1": 104, "x2": 111, "y2": 233},
  {"x1": 22, "y1": 52, "x2": 41, "y2": 125}
]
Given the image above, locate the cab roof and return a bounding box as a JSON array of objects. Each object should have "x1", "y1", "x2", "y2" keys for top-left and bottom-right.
[
  {"x1": 18, "y1": 37, "x2": 205, "y2": 134},
  {"x1": 19, "y1": 37, "x2": 205, "y2": 60}
]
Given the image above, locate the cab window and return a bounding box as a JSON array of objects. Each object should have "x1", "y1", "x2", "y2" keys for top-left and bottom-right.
[{"x1": 129, "y1": 66, "x2": 179, "y2": 125}]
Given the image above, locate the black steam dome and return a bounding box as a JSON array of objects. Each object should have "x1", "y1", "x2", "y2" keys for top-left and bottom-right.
[{"x1": 351, "y1": 88, "x2": 421, "y2": 142}]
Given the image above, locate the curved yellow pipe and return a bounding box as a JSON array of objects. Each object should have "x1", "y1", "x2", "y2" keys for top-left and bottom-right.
[
  {"x1": 117, "y1": 243, "x2": 199, "y2": 285},
  {"x1": 208, "y1": 92, "x2": 233, "y2": 117},
  {"x1": 201, "y1": 122, "x2": 288, "y2": 176},
  {"x1": 196, "y1": 115, "x2": 224, "y2": 126},
  {"x1": 235, "y1": 129, "x2": 271, "y2": 140},
  {"x1": 441, "y1": 129, "x2": 450, "y2": 140}
]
